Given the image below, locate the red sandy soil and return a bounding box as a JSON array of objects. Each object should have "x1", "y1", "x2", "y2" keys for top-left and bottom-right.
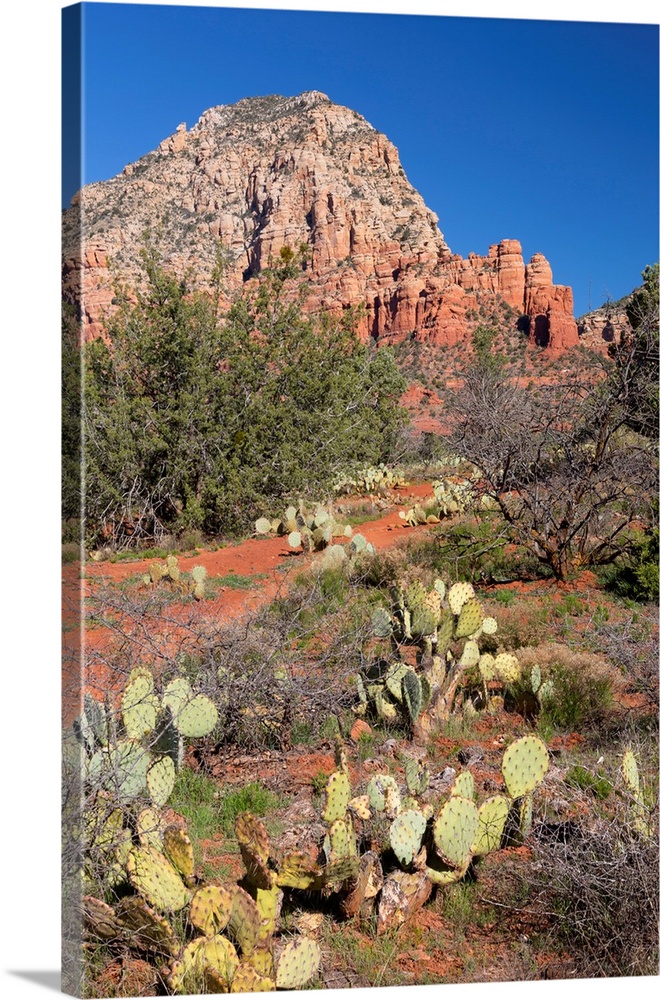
[{"x1": 61, "y1": 483, "x2": 438, "y2": 723}]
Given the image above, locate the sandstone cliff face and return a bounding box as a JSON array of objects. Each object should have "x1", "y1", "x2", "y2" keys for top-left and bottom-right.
[
  {"x1": 62, "y1": 91, "x2": 578, "y2": 352},
  {"x1": 577, "y1": 299, "x2": 631, "y2": 352}
]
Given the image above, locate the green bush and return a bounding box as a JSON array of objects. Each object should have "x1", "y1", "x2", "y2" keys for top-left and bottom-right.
[{"x1": 82, "y1": 244, "x2": 407, "y2": 548}]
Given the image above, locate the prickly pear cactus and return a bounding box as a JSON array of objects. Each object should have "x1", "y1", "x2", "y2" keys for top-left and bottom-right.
[
  {"x1": 125, "y1": 846, "x2": 191, "y2": 912},
  {"x1": 275, "y1": 937, "x2": 321, "y2": 990},
  {"x1": 432, "y1": 795, "x2": 480, "y2": 870},
  {"x1": 321, "y1": 770, "x2": 351, "y2": 824},
  {"x1": 472, "y1": 795, "x2": 510, "y2": 856},
  {"x1": 389, "y1": 808, "x2": 428, "y2": 867},
  {"x1": 501, "y1": 734, "x2": 550, "y2": 799},
  {"x1": 190, "y1": 884, "x2": 233, "y2": 936}
]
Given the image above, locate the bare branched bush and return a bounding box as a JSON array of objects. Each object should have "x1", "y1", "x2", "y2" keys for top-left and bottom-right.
[{"x1": 527, "y1": 794, "x2": 659, "y2": 977}]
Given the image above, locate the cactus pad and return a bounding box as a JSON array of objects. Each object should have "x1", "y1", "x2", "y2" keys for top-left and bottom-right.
[
  {"x1": 348, "y1": 795, "x2": 372, "y2": 820},
  {"x1": 228, "y1": 886, "x2": 262, "y2": 958},
  {"x1": 432, "y1": 795, "x2": 479, "y2": 869},
  {"x1": 478, "y1": 653, "x2": 496, "y2": 682},
  {"x1": 321, "y1": 769, "x2": 351, "y2": 823},
  {"x1": 275, "y1": 937, "x2": 321, "y2": 990},
  {"x1": 402, "y1": 668, "x2": 423, "y2": 721},
  {"x1": 168, "y1": 937, "x2": 206, "y2": 993},
  {"x1": 328, "y1": 817, "x2": 356, "y2": 860},
  {"x1": 493, "y1": 653, "x2": 521, "y2": 684},
  {"x1": 425, "y1": 588, "x2": 444, "y2": 622},
  {"x1": 448, "y1": 581, "x2": 475, "y2": 615},
  {"x1": 435, "y1": 613, "x2": 455, "y2": 656},
  {"x1": 254, "y1": 885, "x2": 282, "y2": 942},
  {"x1": 230, "y1": 963, "x2": 275, "y2": 993},
  {"x1": 146, "y1": 755, "x2": 176, "y2": 808},
  {"x1": 202, "y1": 934, "x2": 240, "y2": 988},
  {"x1": 255, "y1": 517, "x2": 272, "y2": 535},
  {"x1": 501, "y1": 735, "x2": 550, "y2": 799},
  {"x1": 190, "y1": 885, "x2": 233, "y2": 936},
  {"x1": 121, "y1": 667, "x2": 158, "y2": 739},
  {"x1": 276, "y1": 852, "x2": 322, "y2": 890},
  {"x1": 622, "y1": 748, "x2": 640, "y2": 795},
  {"x1": 455, "y1": 599, "x2": 483, "y2": 638},
  {"x1": 481, "y1": 616, "x2": 498, "y2": 635},
  {"x1": 136, "y1": 807, "x2": 165, "y2": 850},
  {"x1": 403, "y1": 756, "x2": 429, "y2": 795},
  {"x1": 385, "y1": 660, "x2": 411, "y2": 702},
  {"x1": 125, "y1": 846, "x2": 191, "y2": 912},
  {"x1": 116, "y1": 896, "x2": 179, "y2": 956},
  {"x1": 389, "y1": 809, "x2": 428, "y2": 867},
  {"x1": 451, "y1": 770, "x2": 475, "y2": 800},
  {"x1": 372, "y1": 607, "x2": 393, "y2": 638},
  {"x1": 459, "y1": 639, "x2": 480, "y2": 669},
  {"x1": 235, "y1": 813, "x2": 273, "y2": 889},
  {"x1": 472, "y1": 795, "x2": 510, "y2": 856},
  {"x1": 173, "y1": 693, "x2": 218, "y2": 738},
  {"x1": 367, "y1": 774, "x2": 399, "y2": 813},
  {"x1": 163, "y1": 824, "x2": 195, "y2": 878}
]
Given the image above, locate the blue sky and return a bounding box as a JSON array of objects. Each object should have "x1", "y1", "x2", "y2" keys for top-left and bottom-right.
[{"x1": 63, "y1": 2, "x2": 659, "y2": 317}]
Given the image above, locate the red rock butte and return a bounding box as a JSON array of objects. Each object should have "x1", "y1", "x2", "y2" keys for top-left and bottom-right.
[{"x1": 62, "y1": 91, "x2": 579, "y2": 354}]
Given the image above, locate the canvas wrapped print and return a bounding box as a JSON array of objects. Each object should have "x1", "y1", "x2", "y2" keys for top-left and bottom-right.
[{"x1": 61, "y1": 1, "x2": 659, "y2": 996}]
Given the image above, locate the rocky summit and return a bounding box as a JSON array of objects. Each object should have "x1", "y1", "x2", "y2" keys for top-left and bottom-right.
[{"x1": 62, "y1": 90, "x2": 580, "y2": 352}]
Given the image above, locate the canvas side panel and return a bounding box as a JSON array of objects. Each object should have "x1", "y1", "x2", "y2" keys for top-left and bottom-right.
[{"x1": 61, "y1": 4, "x2": 84, "y2": 996}]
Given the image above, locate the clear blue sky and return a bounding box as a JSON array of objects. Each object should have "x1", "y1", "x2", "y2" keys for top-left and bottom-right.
[{"x1": 63, "y1": 1, "x2": 659, "y2": 316}]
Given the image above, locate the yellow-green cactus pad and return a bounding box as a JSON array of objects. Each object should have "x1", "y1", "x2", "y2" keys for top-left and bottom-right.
[
  {"x1": 321, "y1": 770, "x2": 351, "y2": 823},
  {"x1": 163, "y1": 824, "x2": 195, "y2": 878},
  {"x1": 328, "y1": 817, "x2": 356, "y2": 860},
  {"x1": 125, "y1": 846, "x2": 191, "y2": 912},
  {"x1": 472, "y1": 795, "x2": 510, "y2": 856},
  {"x1": 136, "y1": 807, "x2": 165, "y2": 850},
  {"x1": 247, "y1": 944, "x2": 276, "y2": 980},
  {"x1": 175, "y1": 693, "x2": 218, "y2": 738},
  {"x1": 433, "y1": 795, "x2": 479, "y2": 869},
  {"x1": 448, "y1": 581, "x2": 475, "y2": 615},
  {"x1": 275, "y1": 937, "x2": 321, "y2": 990},
  {"x1": 146, "y1": 755, "x2": 176, "y2": 808},
  {"x1": 481, "y1": 616, "x2": 498, "y2": 635},
  {"x1": 227, "y1": 886, "x2": 262, "y2": 958},
  {"x1": 254, "y1": 885, "x2": 283, "y2": 942},
  {"x1": 622, "y1": 748, "x2": 640, "y2": 795},
  {"x1": 121, "y1": 666, "x2": 158, "y2": 740},
  {"x1": 389, "y1": 809, "x2": 428, "y2": 867},
  {"x1": 501, "y1": 735, "x2": 549, "y2": 799},
  {"x1": 459, "y1": 639, "x2": 480, "y2": 669},
  {"x1": 190, "y1": 885, "x2": 233, "y2": 936},
  {"x1": 230, "y1": 963, "x2": 275, "y2": 993},
  {"x1": 450, "y1": 770, "x2": 475, "y2": 800},
  {"x1": 235, "y1": 813, "x2": 274, "y2": 889},
  {"x1": 493, "y1": 653, "x2": 521, "y2": 684},
  {"x1": 276, "y1": 852, "x2": 322, "y2": 890},
  {"x1": 455, "y1": 598, "x2": 483, "y2": 638},
  {"x1": 202, "y1": 934, "x2": 240, "y2": 989},
  {"x1": 348, "y1": 794, "x2": 372, "y2": 820},
  {"x1": 478, "y1": 653, "x2": 496, "y2": 682}
]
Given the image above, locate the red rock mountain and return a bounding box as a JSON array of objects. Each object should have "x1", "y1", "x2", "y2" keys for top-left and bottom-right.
[{"x1": 62, "y1": 90, "x2": 579, "y2": 353}]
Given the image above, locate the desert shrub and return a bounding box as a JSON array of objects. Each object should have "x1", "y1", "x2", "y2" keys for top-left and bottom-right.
[
  {"x1": 405, "y1": 518, "x2": 551, "y2": 585},
  {"x1": 585, "y1": 606, "x2": 659, "y2": 709},
  {"x1": 529, "y1": 792, "x2": 659, "y2": 977},
  {"x1": 597, "y1": 522, "x2": 659, "y2": 602},
  {"x1": 514, "y1": 643, "x2": 619, "y2": 734},
  {"x1": 83, "y1": 245, "x2": 407, "y2": 548}
]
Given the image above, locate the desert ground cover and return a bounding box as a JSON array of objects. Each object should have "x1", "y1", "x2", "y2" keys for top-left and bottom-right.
[{"x1": 63, "y1": 464, "x2": 658, "y2": 996}]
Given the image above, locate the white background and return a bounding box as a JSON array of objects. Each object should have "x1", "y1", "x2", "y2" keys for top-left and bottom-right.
[{"x1": 1, "y1": 1, "x2": 657, "y2": 998}]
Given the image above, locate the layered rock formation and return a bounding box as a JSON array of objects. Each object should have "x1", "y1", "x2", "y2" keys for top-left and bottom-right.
[{"x1": 62, "y1": 91, "x2": 579, "y2": 353}]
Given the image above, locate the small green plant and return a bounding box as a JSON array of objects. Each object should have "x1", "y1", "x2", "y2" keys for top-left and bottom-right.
[
  {"x1": 495, "y1": 589, "x2": 516, "y2": 606},
  {"x1": 565, "y1": 764, "x2": 613, "y2": 800},
  {"x1": 216, "y1": 781, "x2": 285, "y2": 837}
]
